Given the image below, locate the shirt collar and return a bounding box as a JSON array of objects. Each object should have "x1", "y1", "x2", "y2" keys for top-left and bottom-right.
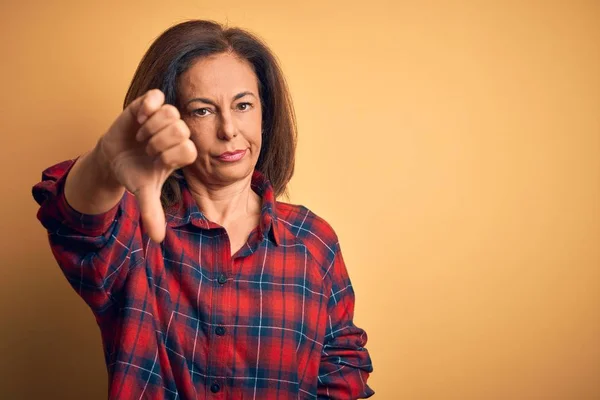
[{"x1": 165, "y1": 170, "x2": 281, "y2": 246}]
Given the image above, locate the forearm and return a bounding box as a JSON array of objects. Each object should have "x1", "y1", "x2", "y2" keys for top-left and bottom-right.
[
  {"x1": 318, "y1": 323, "x2": 374, "y2": 399},
  {"x1": 34, "y1": 157, "x2": 143, "y2": 312},
  {"x1": 318, "y1": 245, "x2": 374, "y2": 398},
  {"x1": 64, "y1": 141, "x2": 125, "y2": 215}
]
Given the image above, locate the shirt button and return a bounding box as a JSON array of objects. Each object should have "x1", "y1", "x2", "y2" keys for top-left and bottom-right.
[
  {"x1": 217, "y1": 274, "x2": 227, "y2": 285},
  {"x1": 215, "y1": 326, "x2": 226, "y2": 336},
  {"x1": 210, "y1": 383, "x2": 221, "y2": 393}
]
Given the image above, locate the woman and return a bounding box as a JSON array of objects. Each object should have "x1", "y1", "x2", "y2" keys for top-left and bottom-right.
[{"x1": 33, "y1": 20, "x2": 373, "y2": 399}]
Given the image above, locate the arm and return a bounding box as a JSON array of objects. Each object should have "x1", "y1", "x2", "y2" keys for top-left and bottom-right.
[
  {"x1": 32, "y1": 89, "x2": 195, "y2": 312},
  {"x1": 318, "y1": 244, "x2": 374, "y2": 399},
  {"x1": 33, "y1": 158, "x2": 144, "y2": 314},
  {"x1": 63, "y1": 141, "x2": 125, "y2": 215}
]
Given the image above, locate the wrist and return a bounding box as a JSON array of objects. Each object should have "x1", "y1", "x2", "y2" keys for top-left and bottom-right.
[{"x1": 92, "y1": 137, "x2": 122, "y2": 191}]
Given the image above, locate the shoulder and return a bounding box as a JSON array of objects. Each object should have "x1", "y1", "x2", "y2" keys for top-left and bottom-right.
[{"x1": 275, "y1": 201, "x2": 340, "y2": 262}]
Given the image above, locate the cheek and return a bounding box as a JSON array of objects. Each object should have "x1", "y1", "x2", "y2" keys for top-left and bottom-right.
[
  {"x1": 187, "y1": 125, "x2": 214, "y2": 154},
  {"x1": 253, "y1": 128, "x2": 262, "y2": 145},
  {"x1": 251, "y1": 113, "x2": 263, "y2": 147},
  {"x1": 250, "y1": 130, "x2": 262, "y2": 153},
  {"x1": 187, "y1": 137, "x2": 211, "y2": 162}
]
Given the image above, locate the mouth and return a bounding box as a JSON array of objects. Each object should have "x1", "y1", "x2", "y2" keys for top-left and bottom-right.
[{"x1": 216, "y1": 149, "x2": 247, "y2": 162}]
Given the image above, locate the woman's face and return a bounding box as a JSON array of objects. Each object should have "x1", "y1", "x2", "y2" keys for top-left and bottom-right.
[{"x1": 178, "y1": 52, "x2": 262, "y2": 188}]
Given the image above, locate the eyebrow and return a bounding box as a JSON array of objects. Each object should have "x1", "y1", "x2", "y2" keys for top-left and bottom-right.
[{"x1": 185, "y1": 91, "x2": 256, "y2": 107}]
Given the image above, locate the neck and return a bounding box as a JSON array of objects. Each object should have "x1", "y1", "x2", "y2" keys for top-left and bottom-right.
[{"x1": 182, "y1": 171, "x2": 261, "y2": 226}]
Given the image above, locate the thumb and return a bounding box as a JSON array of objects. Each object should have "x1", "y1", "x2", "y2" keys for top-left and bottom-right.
[{"x1": 135, "y1": 184, "x2": 167, "y2": 243}]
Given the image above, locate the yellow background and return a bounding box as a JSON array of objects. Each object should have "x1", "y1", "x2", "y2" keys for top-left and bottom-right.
[{"x1": 1, "y1": 1, "x2": 599, "y2": 399}]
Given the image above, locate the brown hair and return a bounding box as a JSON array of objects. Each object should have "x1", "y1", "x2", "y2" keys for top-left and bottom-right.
[{"x1": 123, "y1": 20, "x2": 297, "y2": 207}]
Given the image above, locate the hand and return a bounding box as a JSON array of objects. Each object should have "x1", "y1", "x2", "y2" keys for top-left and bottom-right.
[{"x1": 98, "y1": 89, "x2": 197, "y2": 243}]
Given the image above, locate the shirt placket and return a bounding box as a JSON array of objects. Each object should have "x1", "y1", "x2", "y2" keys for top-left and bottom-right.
[{"x1": 205, "y1": 228, "x2": 233, "y2": 397}]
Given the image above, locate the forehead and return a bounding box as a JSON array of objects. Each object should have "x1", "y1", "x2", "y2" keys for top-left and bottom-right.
[{"x1": 178, "y1": 52, "x2": 259, "y2": 99}]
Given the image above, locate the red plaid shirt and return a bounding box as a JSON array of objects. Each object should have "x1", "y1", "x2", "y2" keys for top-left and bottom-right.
[{"x1": 32, "y1": 159, "x2": 374, "y2": 399}]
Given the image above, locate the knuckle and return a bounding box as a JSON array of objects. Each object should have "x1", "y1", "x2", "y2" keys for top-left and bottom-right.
[
  {"x1": 183, "y1": 141, "x2": 197, "y2": 160},
  {"x1": 140, "y1": 97, "x2": 150, "y2": 112},
  {"x1": 148, "y1": 88, "x2": 164, "y2": 102},
  {"x1": 140, "y1": 99, "x2": 154, "y2": 116},
  {"x1": 174, "y1": 120, "x2": 190, "y2": 138},
  {"x1": 162, "y1": 104, "x2": 180, "y2": 119},
  {"x1": 159, "y1": 151, "x2": 173, "y2": 168}
]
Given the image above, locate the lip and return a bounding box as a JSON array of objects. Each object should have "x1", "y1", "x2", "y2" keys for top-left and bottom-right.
[{"x1": 216, "y1": 149, "x2": 247, "y2": 162}]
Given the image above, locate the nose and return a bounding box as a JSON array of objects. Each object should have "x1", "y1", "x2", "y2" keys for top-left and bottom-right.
[{"x1": 217, "y1": 109, "x2": 237, "y2": 140}]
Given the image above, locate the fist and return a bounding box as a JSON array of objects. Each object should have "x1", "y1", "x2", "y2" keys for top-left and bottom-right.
[{"x1": 99, "y1": 89, "x2": 197, "y2": 242}]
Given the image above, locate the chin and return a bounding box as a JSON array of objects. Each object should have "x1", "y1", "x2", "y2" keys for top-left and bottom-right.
[{"x1": 212, "y1": 160, "x2": 255, "y2": 185}]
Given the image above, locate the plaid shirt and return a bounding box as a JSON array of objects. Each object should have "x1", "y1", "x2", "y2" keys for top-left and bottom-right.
[{"x1": 32, "y1": 159, "x2": 374, "y2": 400}]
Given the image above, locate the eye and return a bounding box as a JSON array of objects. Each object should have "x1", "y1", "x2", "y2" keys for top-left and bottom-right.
[
  {"x1": 236, "y1": 102, "x2": 253, "y2": 111},
  {"x1": 191, "y1": 108, "x2": 213, "y2": 117}
]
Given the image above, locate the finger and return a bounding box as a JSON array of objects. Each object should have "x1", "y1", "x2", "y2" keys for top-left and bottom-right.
[
  {"x1": 136, "y1": 104, "x2": 181, "y2": 142},
  {"x1": 135, "y1": 184, "x2": 167, "y2": 243},
  {"x1": 108, "y1": 90, "x2": 164, "y2": 137},
  {"x1": 145, "y1": 120, "x2": 191, "y2": 158},
  {"x1": 155, "y1": 140, "x2": 198, "y2": 171},
  {"x1": 130, "y1": 89, "x2": 165, "y2": 125}
]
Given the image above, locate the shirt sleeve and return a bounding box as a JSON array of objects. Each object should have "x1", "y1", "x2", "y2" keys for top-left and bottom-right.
[
  {"x1": 318, "y1": 243, "x2": 374, "y2": 399},
  {"x1": 32, "y1": 159, "x2": 145, "y2": 314}
]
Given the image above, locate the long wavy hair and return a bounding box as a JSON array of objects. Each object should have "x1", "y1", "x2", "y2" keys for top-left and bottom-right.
[{"x1": 123, "y1": 20, "x2": 297, "y2": 207}]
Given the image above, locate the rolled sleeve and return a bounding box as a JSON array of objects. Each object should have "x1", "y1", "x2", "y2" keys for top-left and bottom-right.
[
  {"x1": 56, "y1": 186, "x2": 120, "y2": 237},
  {"x1": 318, "y1": 244, "x2": 374, "y2": 399},
  {"x1": 32, "y1": 158, "x2": 143, "y2": 313}
]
